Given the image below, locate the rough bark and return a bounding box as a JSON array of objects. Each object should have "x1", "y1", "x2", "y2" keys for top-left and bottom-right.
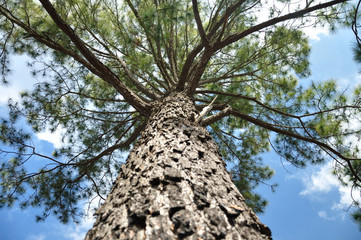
[{"x1": 85, "y1": 92, "x2": 272, "y2": 239}]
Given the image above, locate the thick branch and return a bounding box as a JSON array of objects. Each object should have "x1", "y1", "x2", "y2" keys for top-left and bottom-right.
[
  {"x1": 202, "y1": 106, "x2": 231, "y2": 126},
  {"x1": 77, "y1": 23, "x2": 160, "y2": 100},
  {"x1": 186, "y1": 49, "x2": 215, "y2": 95},
  {"x1": 0, "y1": 5, "x2": 98, "y2": 75},
  {"x1": 195, "y1": 95, "x2": 218, "y2": 123},
  {"x1": 179, "y1": 0, "x2": 345, "y2": 93},
  {"x1": 178, "y1": 0, "x2": 235, "y2": 92},
  {"x1": 177, "y1": 44, "x2": 204, "y2": 91},
  {"x1": 215, "y1": 0, "x2": 348, "y2": 50},
  {"x1": 39, "y1": 0, "x2": 151, "y2": 116},
  {"x1": 192, "y1": 0, "x2": 209, "y2": 46},
  {"x1": 196, "y1": 89, "x2": 361, "y2": 119}
]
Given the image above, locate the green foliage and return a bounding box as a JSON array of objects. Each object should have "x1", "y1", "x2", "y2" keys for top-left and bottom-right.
[
  {"x1": 353, "y1": 43, "x2": 361, "y2": 64},
  {"x1": 352, "y1": 210, "x2": 361, "y2": 231},
  {"x1": 209, "y1": 118, "x2": 276, "y2": 213},
  {"x1": 0, "y1": 0, "x2": 358, "y2": 224}
]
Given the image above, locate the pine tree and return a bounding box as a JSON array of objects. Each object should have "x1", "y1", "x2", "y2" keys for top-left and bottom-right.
[{"x1": 0, "y1": 0, "x2": 360, "y2": 238}]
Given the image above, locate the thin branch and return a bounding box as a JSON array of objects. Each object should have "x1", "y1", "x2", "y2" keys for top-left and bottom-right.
[
  {"x1": 230, "y1": 108, "x2": 359, "y2": 162},
  {"x1": 207, "y1": 0, "x2": 248, "y2": 40},
  {"x1": 86, "y1": 172, "x2": 106, "y2": 201},
  {"x1": 196, "y1": 89, "x2": 361, "y2": 120},
  {"x1": 199, "y1": 70, "x2": 260, "y2": 85},
  {"x1": 67, "y1": 91, "x2": 126, "y2": 103},
  {"x1": 230, "y1": 107, "x2": 361, "y2": 186},
  {"x1": 80, "y1": 121, "x2": 146, "y2": 171},
  {"x1": 114, "y1": 55, "x2": 160, "y2": 100},
  {"x1": 352, "y1": 0, "x2": 361, "y2": 49},
  {"x1": 125, "y1": 0, "x2": 174, "y2": 88}
]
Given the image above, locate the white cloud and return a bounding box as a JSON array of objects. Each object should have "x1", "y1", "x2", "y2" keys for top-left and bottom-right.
[
  {"x1": 355, "y1": 73, "x2": 361, "y2": 82},
  {"x1": 64, "y1": 215, "x2": 95, "y2": 240},
  {"x1": 36, "y1": 127, "x2": 66, "y2": 149},
  {"x1": 303, "y1": 26, "x2": 329, "y2": 41},
  {"x1": 318, "y1": 210, "x2": 336, "y2": 221},
  {"x1": 318, "y1": 210, "x2": 327, "y2": 219},
  {"x1": 27, "y1": 234, "x2": 46, "y2": 240},
  {"x1": 299, "y1": 161, "x2": 361, "y2": 217},
  {"x1": 59, "y1": 197, "x2": 103, "y2": 240},
  {"x1": 332, "y1": 184, "x2": 361, "y2": 211},
  {"x1": 23, "y1": 214, "x2": 95, "y2": 240},
  {"x1": 1, "y1": 55, "x2": 36, "y2": 104},
  {"x1": 336, "y1": 72, "x2": 361, "y2": 91},
  {"x1": 299, "y1": 161, "x2": 339, "y2": 195},
  {"x1": 0, "y1": 85, "x2": 22, "y2": 104}
]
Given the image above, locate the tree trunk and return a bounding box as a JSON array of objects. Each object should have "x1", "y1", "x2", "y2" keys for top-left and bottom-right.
[{"x1": 85, "y1": 92, "x2": 272, "y2": 239}]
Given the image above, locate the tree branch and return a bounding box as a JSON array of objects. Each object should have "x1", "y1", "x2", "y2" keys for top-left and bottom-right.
[
  {"x1": 195, "y1": 95, "x2": 218, "y2": 123},
  {"x1": 81, "y1": 121, "x2": 146, "y2": 170},
  {"x1": 202, "y1": 106, "x2": 231, "y2": 126},
  {"x1": 207, "y1": 0, "x2": 248, "y2": 40},
  {"x1": 75, "y1": 22, "x2": 160, "y2": 100},
  {"x1": 192, "y1": 0, "x2": 209, "y2": 46},
  {"x1": 0, "y1": 5, "x2": 98, "y2": 75},
  {"x1": 352, "y1": 1, "x2": 361, "y2": 51},
  {"x1": 125, "y1": 0, "x2": 175, "y2": 88},
  {"x1": 180, "y1": 0, "x2": 342, "y2": 94},
  {"x1": 176, "y1": 44, "x2": 204, "y2": 91},
  {"x1": 199, "y1": 70, "x2": 259, "y2": 85},
  {"x1": 231, "y1": 108, "x2": 361, "y2": 189},
  {"x1": 185, "y1": 49, "x2": 215, "y2": 95},
  {"x1": 230, "y1": 108, "x2": 359, "y2": 162},
  {"x1": 177, "y1": 0, "x2": 245, "y2": 92},
  {"x1": 196, "y1": 89, "x2": 361, "y2": 120},
  {"x1": 215, "y1": 0, "x2": 348, "y2": 50},
  {"x1": 39, "y1": 0, "x2": 151, "y2": 116},
  {"x1": 114, "y1": 55, "x2": 161, "y2": 100}
]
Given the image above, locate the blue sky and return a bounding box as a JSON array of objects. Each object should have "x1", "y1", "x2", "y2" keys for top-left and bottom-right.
[
  {"x1": 257, "y1": 29, "x2": 361, "y2": 239},
  {"x1": 0, "y1": 27, "x2": 361, "y2": 240}
]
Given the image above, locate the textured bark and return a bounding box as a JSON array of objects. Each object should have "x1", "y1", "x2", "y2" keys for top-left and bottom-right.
[{"x1": 85, "y1": 92, "x2": 272, "y2": 239}]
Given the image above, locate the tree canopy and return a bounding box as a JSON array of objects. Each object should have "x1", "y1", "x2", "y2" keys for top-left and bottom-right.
[{"x1": 0, "y1": 0, "x2": 360, "y2": 225}]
